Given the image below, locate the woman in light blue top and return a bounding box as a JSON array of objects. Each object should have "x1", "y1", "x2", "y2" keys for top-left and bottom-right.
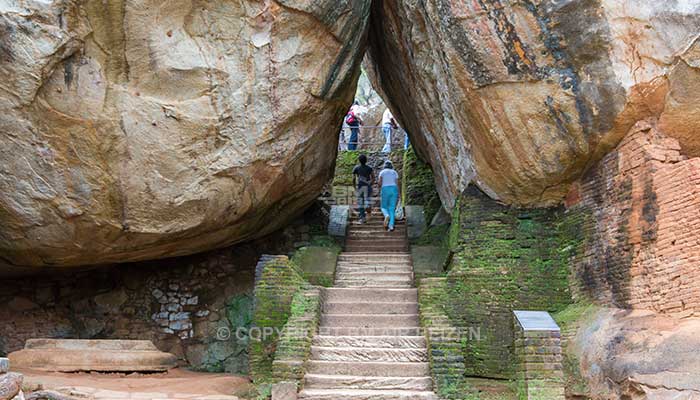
[{"x1": 378, "y1": 160, "x2": 401, "y2": 231}]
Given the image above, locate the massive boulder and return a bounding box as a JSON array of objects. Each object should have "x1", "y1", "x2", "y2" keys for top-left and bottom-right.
[
  {"x1": 367, "y1": 0, "x2": 700, "y2": 207},
  {"x1": 0, "y1": 0, "x2": 370, "y2": 269}
]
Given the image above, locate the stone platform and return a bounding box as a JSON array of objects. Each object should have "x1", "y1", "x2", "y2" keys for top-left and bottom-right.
[{"x1": 9, "y1": 339, "x2": 177, "y2": 372}]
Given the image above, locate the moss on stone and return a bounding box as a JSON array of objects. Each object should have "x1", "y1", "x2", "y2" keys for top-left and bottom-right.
[
  {"x1": 442, "y1": 186, "x2": 577, "y2": 379},
  {"x1": 249, "y1": 257, "x2": 308, "y2": 382},
  {"x1": 403, "y1": 147, "x2": 441, "y2": 222}
]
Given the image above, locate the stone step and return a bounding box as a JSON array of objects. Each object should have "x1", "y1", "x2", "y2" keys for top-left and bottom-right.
[
  {"x1": 335, "y1": 273, "x2": 414, "y2": 281},
  {"x1": 306, "y1": 361, "x2": 430, "y2": 377},
  {"x1": 304, "y1": 374, "x2": 433, "y2": 391},
  {"x1": 345, "y1": 247, "x2": 409, "y2": 253},
  {"x1": 336, "y1": 268, "x2": 413, "y2": 275},
  {"x1": 335, "y1": 280, "x2": 413, "y2": 288},
  {"x1": 337, "y1": 261, "x2": 413, "y2": 267},
  {"x1": 338, "y1": 253, "x2": 411, "y2": 260},
  {"x1": 345, "y1": 240, "x2": 408, "y2": 247},
  {"x1": 321, "y1": 314, "x2": 420, "y2": 328},
  {"x1": 324, "y1": 288, "x2": 418, "y2": 303},
  {"x1": 347, "y1": 231, "x2": 407, "y2": 237},
  {"x1": 299, "y1": 389, "x2": 438, "y2": 400},
  {"x1": 310, "y1": 347, "x2": 428, "y2": 363},
  {"x1": 318, "y1": 327, "x2": 422, "y2": 336},
  {"x1": 313, "y1": 336, "x2": 427, "y2": 349}
]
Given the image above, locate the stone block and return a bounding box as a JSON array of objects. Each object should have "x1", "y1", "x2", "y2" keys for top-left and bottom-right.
[
  {"x1": 411, "y1": 245, "x2": 447, "y2": 276},
  {"x1": 328, "y1": 205, "x2": 349, "y2": 237},
  {"x1": 271, "y1": 381, "x2": 298, "y2": 400},
  {"x1": 8, "y1": 339, "x2": 177, "y2": 372},
  {"x1": 295, "y1": 247, "x2": 337, "y2": 275},
  {"x1": 405, "y1": 205, "x2": 426, "y2": 239}
]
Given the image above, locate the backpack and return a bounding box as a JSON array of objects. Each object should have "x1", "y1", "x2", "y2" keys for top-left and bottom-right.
[{"x1": 345, "y1": 111, "x2": 357, "y2": 125}]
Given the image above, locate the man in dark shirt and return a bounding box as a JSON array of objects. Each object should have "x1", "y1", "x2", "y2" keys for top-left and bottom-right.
[{"x1": 352, "y1": 154, "x2": 374, "y2": 223}]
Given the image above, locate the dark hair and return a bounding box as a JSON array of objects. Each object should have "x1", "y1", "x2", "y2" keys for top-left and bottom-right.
[{"x1": 358, "y1": 154, "x2": 367, "y2": 165}]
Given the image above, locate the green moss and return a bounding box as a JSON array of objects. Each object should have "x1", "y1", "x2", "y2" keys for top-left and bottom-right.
[
  {"x1": 403, "y1": 147, "x2": 441, "y2": 222},
  {"x1": 249, "y1": 257, "x2": 307, "y2": 382},
  {"x1": 413, "y1": 224, "x2": 450, "y2": 247}
]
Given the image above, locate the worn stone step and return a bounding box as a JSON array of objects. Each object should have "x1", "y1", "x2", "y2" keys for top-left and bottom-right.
[
  {"x1": 345, "y1": 242, "x2": 408, "y2": 248},
  {"x1": 299, "y1": 388, "x2": 437, "y2": 400},
  {"x1": 318, "y1": 327, "x2": 422, "y2": 336},
  {"x1": 304, "y1": 374, "x2": 433, "y2": 391},
  {"x1": 335, "y1": 281, "x2": 413, "y2": 288},
  {"x1": 306, "y1": 361, "x2": 430, "y2": 377},
  {"x1": 323, "y1": 302, "x2": 418, "y2": 315},
  {"x1": 335, "y1": 272, "x2": 413, "y2": 280},
  {"x1": 347, "y1": 232, "x2": 407, "y2": 238},
  {"x1": 336, "y1": 265, "x2": 413, "y2": 272},
  {"x1": 324, "y1": 288, "x2": 417, "y2": 303},
  {"x1": 321, "y1": 314, "x2": 420, "y2": 328},
  {"x1": 311, "y1": 347, "x2": 428, "y2": 363},
  {"x1": 313, "y1": 336, "x2": 427, "y2": 349},
  {"x1": 338, "y1": 253, "x2": 411, "y2": 260},
  {"x1": 345, "y1": 247, "x2": 409, "y2": 253}
]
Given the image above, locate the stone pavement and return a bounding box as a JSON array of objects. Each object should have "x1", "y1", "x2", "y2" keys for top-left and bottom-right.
[{"x1": 299, "y1": 215, "x2": 438, "y2": 400}]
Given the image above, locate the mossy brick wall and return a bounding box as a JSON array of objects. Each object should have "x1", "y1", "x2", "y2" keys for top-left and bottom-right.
[
  {"x1": 565, "y1": 121, "x2": 700, "y2": 315},
  {"x1": 272, "y1": 288, "x2": 323, "y2": 382},
  {"x1": 418, "y1": 278, "x2": 468, "y2": 399},
  {"x1": 403, "y1": 147, "x2": 441, "y2": 222},
  {"x1": 249, "y1": 255, "x2": 308, "y2": 382},
  {"x1": 445, "y1": 186, "x2": 574, "y2": 379}
]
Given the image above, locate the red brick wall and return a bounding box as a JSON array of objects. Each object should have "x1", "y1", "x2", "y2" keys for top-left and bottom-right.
[{"x1": 568, "y1": 119, "x2": 700, "y2": 316}]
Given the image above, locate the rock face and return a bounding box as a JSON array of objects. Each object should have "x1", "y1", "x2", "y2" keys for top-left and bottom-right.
[
  {"x1": 367, "y1": 0, "x2": 700, "y2": 207},
  {"x1": 573, "y1": 308, "x2": 700, "y2": 400},
  {"x1": 0, "y1": 0, "x2": 370, "y2": 269}
]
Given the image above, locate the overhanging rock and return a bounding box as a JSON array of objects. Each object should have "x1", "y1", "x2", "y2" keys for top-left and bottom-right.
[{"x1": 9, "y1": 339, "x2": 177, "y2": 372}]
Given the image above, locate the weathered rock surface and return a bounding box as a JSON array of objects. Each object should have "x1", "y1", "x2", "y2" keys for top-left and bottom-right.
[
  {"x1": 573, "y1": 308, "x2": 700, "y2": 400},
  {"x1": 0, "y1": 0, "x2": 370, "y2": 269},
  {"x1": 0, "y1": 372, "x2": 22, "y2": 400},
  {"x1": 367, "y1": 0, "x2": 700, "y2": 207},
  {"x1": 8, "y1": 339, "x2": 177, "y2": 372}
]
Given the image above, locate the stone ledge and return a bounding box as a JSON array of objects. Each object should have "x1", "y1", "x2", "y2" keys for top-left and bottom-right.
[{"x1": 8, "y1": 339, "x2": 177, "y2": 372}]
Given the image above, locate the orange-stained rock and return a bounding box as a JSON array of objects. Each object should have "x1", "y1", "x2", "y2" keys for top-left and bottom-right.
[{"x1": 367, "y1": 0, "x2": 700, "y2": 207}]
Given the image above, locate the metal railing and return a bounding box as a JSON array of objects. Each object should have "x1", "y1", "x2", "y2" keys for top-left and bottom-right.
[{"x1": 339, "y1": 125, "x2": 410, "y2": 152}]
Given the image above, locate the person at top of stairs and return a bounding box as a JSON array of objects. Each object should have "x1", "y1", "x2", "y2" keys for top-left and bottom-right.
[
  {"x1": 378, "y1": 160, "x2": 401, "y2": 232},
  {"x1": 352, "y1": 154, "x2": 375, "y2": 224}
]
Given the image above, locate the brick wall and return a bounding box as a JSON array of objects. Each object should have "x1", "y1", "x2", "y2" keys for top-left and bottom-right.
[
  {"x1": 445, "y1": 186, "x2": 573, "y2": 379},
  {"x1": 568, "y1": 120, "x2": 700, "y2": 315}
]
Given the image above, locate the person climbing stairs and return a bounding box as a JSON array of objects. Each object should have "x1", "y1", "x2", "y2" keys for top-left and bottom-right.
[{"x1": 299, "y1": 214, "x2": 437, "y2": 400}]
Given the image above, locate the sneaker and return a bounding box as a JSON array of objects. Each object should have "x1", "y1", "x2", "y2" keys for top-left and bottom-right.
[
  {"x1": 359, "y1": 217, "x2": 366, "y2": 224},
  {"x1": 389, "y1": 226, "x2": 395, "y2": 232}
]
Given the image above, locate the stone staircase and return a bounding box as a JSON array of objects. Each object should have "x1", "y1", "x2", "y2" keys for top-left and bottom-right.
[{"x1": 299, "y1": 215, "x2": 437, "y2": 400}]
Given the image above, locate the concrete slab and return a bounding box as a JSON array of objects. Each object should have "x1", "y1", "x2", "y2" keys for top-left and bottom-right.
[
  {"x1": 513, "y1": 311, "x2": 560, "y2": 331},
  {"x1": 9, "y1": 339, "x2": 177, "y2": 372}
]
